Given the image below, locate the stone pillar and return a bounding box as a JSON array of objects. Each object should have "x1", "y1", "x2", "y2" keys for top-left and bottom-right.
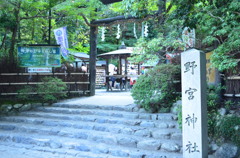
[{"x1": 181, "y1": 49, "x2": 208, "y2": 158}]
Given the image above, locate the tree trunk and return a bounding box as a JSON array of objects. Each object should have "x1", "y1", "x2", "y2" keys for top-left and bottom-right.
[
  {"x1": 8, "y1": 2, "x2": 21, "y2": 65},
  {"x1": 0, "y1": 30, "x2": 7, "y2": 50},
  {"x1": 48, "y1": 8, "x2": 52, "y2": 45},
  {"x1": 158, "y1": 0, "x2": 166, "y2": 24},
  {"x1": 32, "y1": 19, "x2": 35, "y2": 40},
  {"x1": 9, "y1": 25, "x2": 18, "y2": 64}
]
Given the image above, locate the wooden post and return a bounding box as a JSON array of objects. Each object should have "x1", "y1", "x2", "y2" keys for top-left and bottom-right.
[
  {"x1": 106, "y1": 58, "x2": 109, "y2": 91},
  {"x1": 124, "y1": 58, "x2": 128, "y2": 75},
  {"x1": 117, "y1": 55, "x2": 121, "y2": 75},
  {"x1": 89, "y1": 25, "x2": 98, "y2": 96},
  {"x1": 137, "y1": 63, "x2": 140, "y2": 75},
  {"x1": 119, "y1": 57, "x2": 123, "y2": 75},
  {"x1": 125, "y1": 57, "x2": 128, "y2": 91}
]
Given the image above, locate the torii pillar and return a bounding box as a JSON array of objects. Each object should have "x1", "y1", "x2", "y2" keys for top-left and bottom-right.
[{"x1": 89, "y1": 25, "x2": 98, "y2": 96}]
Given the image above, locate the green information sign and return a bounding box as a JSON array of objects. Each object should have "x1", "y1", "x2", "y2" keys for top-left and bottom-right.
[{"x1": 18, "y1": 46, "x2": 61, "y2": 67}]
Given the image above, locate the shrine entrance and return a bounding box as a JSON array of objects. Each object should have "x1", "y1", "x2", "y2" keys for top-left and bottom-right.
[{"x1": 98, "y1": 45, "x2": 140, "y2": 91}]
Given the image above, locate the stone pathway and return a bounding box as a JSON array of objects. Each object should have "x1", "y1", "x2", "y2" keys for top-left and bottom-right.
[{"x1": 0, "y1": 90, "x2": 183, "y2": 158}]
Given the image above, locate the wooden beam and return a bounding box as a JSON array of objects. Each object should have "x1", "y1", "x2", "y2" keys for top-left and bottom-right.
[
  {"x1": 0, "y1": 82, "x2": 90, "y2": 85},
  {"x1": 99, "y1": 0, "x2": 122, "y2": 5},
  {"x1": 0, "y1": 73, "x2": 89, "y2": 75},
  {"x1": 227, "y1": 76, "x2": 240, "y2": 80},
  {"x1": 91, "y1": 13, "x2": 159, "y2": 26},
  {"x1": 0, "y1": 91, "x2": 90, "y2": 96},
  {"x1": 89, "y1": 25, "x2": 98, "y2": 96},
  {"x1": 92, "y1": 15, "x2": 135, "y2": 25}
]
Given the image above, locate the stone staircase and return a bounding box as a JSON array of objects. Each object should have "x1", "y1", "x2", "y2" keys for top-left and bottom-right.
[{"x1": 0, "y1": 103, "x2": 183, "y2": 158}]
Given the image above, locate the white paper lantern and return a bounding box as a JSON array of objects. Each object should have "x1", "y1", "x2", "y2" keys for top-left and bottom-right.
[
  {"x1": 144, "y1": 22, "x2": 148, "y2": 37},
  {"x1": 116, "y1": 24, "x2": 121, "y2": 39},
  {"x1": 133, "y1": 23, "x2": 138, "y2": 39},
  {"x1": 101, "y1": 27, "x2": 106, "y2": 41}
]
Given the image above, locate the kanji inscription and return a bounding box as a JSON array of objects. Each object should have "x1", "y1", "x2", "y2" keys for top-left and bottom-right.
[{"x1": 181, "y1": 49, "x2": 208, "y2": 158}]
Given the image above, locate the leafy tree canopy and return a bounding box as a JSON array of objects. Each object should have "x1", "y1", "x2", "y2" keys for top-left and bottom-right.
[
  {"x1": 119, "y1": 0, "x2": 240, "y2": 71},
  {"x1": 0, "y1": 0, "x2": 239, "y2": 71}
]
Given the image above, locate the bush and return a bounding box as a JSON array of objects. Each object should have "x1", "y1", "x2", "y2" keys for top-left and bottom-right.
[
  {"x1": 37, "y1": 77, "x2": 67, "y2": 104},
  {"x1": 216, "y1": 115, "x2": 240, "y2": 146},
  {"x1": 176, "y1": 103, "x2": 182, "y2": 129},
  {"x1": 207, "y1": 84, "x2": 223, "y2": 138},
  {"x1": 131, "y1": 64, "x2": 181, "y2": 112},
  {"x1": 17, "y1": 86, "x2": 35, "y2": 103}
]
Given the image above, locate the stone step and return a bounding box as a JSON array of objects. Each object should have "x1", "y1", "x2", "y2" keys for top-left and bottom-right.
[
  {"x1": 0, "y1": 141, "x2": 121, "y2": 158},
  {"x1": 17, "y1": 111, "x2": 177, "y2": 129},
  {"x1": 52, "y1": 103, "x2": 137, "y2": 112},
  {"x1": 34, "y1": 106, "x2": 175, "y2": 121},
  {"x1": 0, "y1": 130, "x2": 183, "y2": 158},
  {"x1": 0, "y1": 121, "x2": 182, "y2": 149},
  {"x1": 0, "y1": 116, "x2": 181, "y2": 140}
]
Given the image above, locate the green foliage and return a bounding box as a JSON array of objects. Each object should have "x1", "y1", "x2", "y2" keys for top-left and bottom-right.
[
  {"x1": 206, "y1": 84, "x2": 223, "y2": 138},
  {"x1": 120, "y1": 0, "x2": 159, "y2": 17},
  {"x1": 97, "y1": 42, "x2": 119, "y2": 54},
  {"x1": 72, "y1": 42, "x2": 90, "y2": 53},
  {"x1": 97, "y1": 26, "x2": 120, "y2": 54},
  {"x1": 131, "y1": 64, "x2": 181, "y2": 112},
  {"x1": 207, "y1": 84, "x2": 223, "y2": 111},
  {"x1": 121, "y1": 0, "x2": 239, "y2": 71},
  {"x1": 177, "y1": 104, "x2": 182, "y2": 129},
  {"x1": 0, "y1": 0, "x2": 239, "y2": 73},
  {"x1": 37, "y1": 77, "x2": 67, "y2": 104},
  {"x1": 130, "y1": 30, "x2": 184, "y2": 64},
  {"x1": 0, "y1": 10, "x2": 16, "y2": 30},
  {"x1": 224, "y1": 100, "x2": 234, "y2": 111},
  {"x1": 171, "y1": 0, "x2": 240, "y2": 71},
  {"x1": 54, "y1": 0, "x2": 103, "y2": 20},
  {"x1": 215, "y1": 115, "x2": 240, "y2": 146},
  {"x1": 16, "y1": 86, "x2": 35, "y2": 103}
]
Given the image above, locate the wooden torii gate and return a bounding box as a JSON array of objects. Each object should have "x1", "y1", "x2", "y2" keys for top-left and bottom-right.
[{"x1": 89, "y1": 0, "x2": 166, "y2": 96}]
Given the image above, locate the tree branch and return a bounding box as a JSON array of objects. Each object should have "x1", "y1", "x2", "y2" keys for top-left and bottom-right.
[
  {"x1": 207, "y1": 11, "x2": 224, "y2": 22},
  {"x1": 80, "y1": 13, "x2": 92, "y2": 26},
  {"x1": 166, "y1": 2, "x2": 173, "y2": 14},
  {"x1": 233, "y1": 11, "x2": 240, "y2": 16},
  {"x1": 6, "y1": 1, "x2": 18, "y2": 6},
  {"x1": 20, "y1": 16, "x2": 52, "y2": 20}
]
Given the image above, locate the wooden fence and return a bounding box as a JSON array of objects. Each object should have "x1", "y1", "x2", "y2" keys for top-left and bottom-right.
[
  {"x1": 0, "y1": 72, "x2": 90, "y2": 96},
  {"x1": 225, "y1": 76, "x2": 240, "y2": 97}
]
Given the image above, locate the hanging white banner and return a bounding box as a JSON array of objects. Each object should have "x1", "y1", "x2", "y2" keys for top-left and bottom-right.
[{"x1": 54, "y1": 27, "x2": 69, "y2": 59}]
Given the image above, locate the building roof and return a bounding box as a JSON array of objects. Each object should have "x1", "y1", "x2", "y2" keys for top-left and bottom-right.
[
  {"x1": 98, "y1": 49, "x2": 132, "y2": 56},
  {"x1": 98, "y1": 47, "x2": 136, "y2": 59},
  {"x1": 71, "y1": 52, "x2": 90, "y2": 61}
]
